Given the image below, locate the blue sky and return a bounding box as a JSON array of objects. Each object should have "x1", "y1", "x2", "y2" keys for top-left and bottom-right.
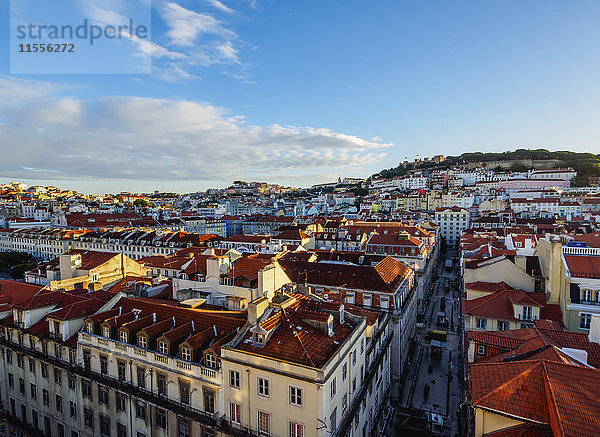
[{"x1": 1, "y1": 0, "x2": 599, "y2": 194}]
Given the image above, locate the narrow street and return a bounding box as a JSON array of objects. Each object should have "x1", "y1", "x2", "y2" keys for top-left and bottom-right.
[{"x1": 395, "y1": 249, "x2": 464, "y2": 436}]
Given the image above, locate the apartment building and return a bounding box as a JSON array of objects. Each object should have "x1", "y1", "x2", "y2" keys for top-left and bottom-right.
[
  {"x1": 279, "y1": 256, "x2": 415, "y2": 401},
  {"x1": 0, "y1": 285, "x2": 122, "y2": 437},
  {"x1": 1, "y1": 280, "x2": 391, "y2": 437},
  {"x1": 220, "y1": 291, "x2": 393, "y2": 437},
  {"x1": 181, "y1": 217, "x2": 227, "y2": 237},
  {"x1": 25, "y1": 250, "x2": 147, "y2": 289},
  {"x1": 435, "y1": 206, "x2": 470, "y2": 245},
  {"x1": 462, "y1": 287, "x2": 562, "y2": 332},
  {"x1": 0, "y1": 227, "x2": 221, "y2": 261},
  {"x1": 538, "y1": 237, "x2": 600, "y2": 333}
]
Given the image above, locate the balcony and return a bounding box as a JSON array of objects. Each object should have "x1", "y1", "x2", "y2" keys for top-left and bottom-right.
[
  {"x1": 338, "y1": 332, "x2": 394, "y2": 436},
  {"x1": 0, "y1": 336, "x2": 219, "y2": 429},
  {"x1": 581, "y1": 300, "x2": 600, "y2": 306},
  {"x1": 78, "y1": 332, "x2": 220, "y2": 384}
]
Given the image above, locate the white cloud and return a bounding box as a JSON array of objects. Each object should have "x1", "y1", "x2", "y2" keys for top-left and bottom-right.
[
  {"x1": 160, "y1": 2, "x2": 234, "y2": 47},
  {"x1": 204, "y1": 0, "x2": 234, "y2": 14},
  {"x1": 0, "y1": 77, "x2": 391, "y2": 184}
]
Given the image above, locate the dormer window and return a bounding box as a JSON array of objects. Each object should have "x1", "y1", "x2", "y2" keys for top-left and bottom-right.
[
  {"x1": 85, "y1": 322, "x2": 93, "y2": 333},
  {"x1": 158, "y1": 341, "x2": 169, "y2": 354},
  {"x1": 138, "y1": 336, "x2": 147, "y2": 349},
  {"x1": 102, "y1": 326, "x2": 110, "y2": 338},
  {"x1": 180, "y1": 347, "x2": 191, "y2": 361},
  {"x1": 53, "y1": 321, "x2": 61, "y2": 335},
  {"x1": 119, "y1": 331, "x2": 128, "y2": 343},
  {"x1": 522, "y1": 306, "x2": 533, "y2": 321},
  {"x1": 205, "y1": 354, "x2": 217, "y2": 369}
]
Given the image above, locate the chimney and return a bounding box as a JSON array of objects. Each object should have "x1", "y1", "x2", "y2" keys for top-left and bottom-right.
[
  {"x1": 514, "y1": 255, "x2": 527, "y2": 272},
  {"x1": 248, "y1": 297, "x2": 270, "y2": 325},
  {"x1": 589, "y1": 314, "x2": 600, "y2": 345}
]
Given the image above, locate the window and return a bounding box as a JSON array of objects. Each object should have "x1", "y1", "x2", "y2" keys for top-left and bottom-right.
[
  {"x1": 330, "y1": 407, "x2": 337, "y2": 433},
  {"x1": 137, "y1": 366, "x2": 146, "y2": 389},
  {"x1": 156, "y1": 409, "x2": 167, "y2": 429},
  {"x1": 522, "y1": 306, "x2": 533, "y2": 321},
  {"x1": 352, "y1": 349, "x2": 357, "y2": 366},
  {"x1": 99, "y1": 386, "x2": 109, "y2": 405},
  {"x1": 117, "y1": 424, "x2": 127, "y2": 437},
  {"x1": 581, "y1": 313, "x2": 592, "y2": 329},
  {"x1": 43, "y1": 388, "x2": 50, "y2": 406},
  {"x1": 118, "y1": 360, "x2": 126, "y2": 382},
  {"x1": 363, "y1": 294, "x2": 372, "y2": 307},
  {"x1": 100, "y1": 415, "x2": 110, "y2": 436},
  {"x1": 477, "y1": 345, "x2": 486, "y2": 355},
  {"x1": 100, "y1": 354, "x2": 108, "y2": 375},
  {"x1": 102, "y1": 326, "x2": 110, "y2": 337},
  {"x1": 71, "y1": 431, "x2": 78, "y2": 437},
  {"x1": 346, "y1": 292, "x2": 355, "y2": 305},
  {"x1": 230, "y1": 402, "x2": 241, "y2": 424},
  {"x1": 342, "y1": 363, "x2": 347, "y2": 381},
  {"x1": 32, "y1": 410, "x2": 39, "y2": 430},
  {"x1": 289, "y1": 386, "x2": 303, "y2": 407},
  {"x1": 361, "y1": 338, "x2": 364, "y2": 354},
  {"x1": 330, "y1": 377, "x2": 336, "y2": 400},
  {"x1": 138, "y1": 335, "x2": 147, "y2": 349},
  {"x1": 342, "y1": 393, "x2": 348, "y2": 411},
  {"x1": 381, "y1": 296, "x2": 390, "y2": 309},
  {"x1": 290, "y1": 421, "x2": 304, "y2": 437},
  {"x1": 29, "y1": 358, "x2": 36, "y2": 373},
  {"x1": 86, "y1": 322, "x2": 93, "y2": 333},
  {"x1": 119, "y1": 331, "x2": 128, "y2": 343},
  {"x1": 179, "y1": 381, "x2": 190, "y2": 405},
  {"x1": 582, "y1": 289, "x2": 593, "y2": 303},
  {"x1": 158, "y1": 341, "x2": 169, "y2": 354},
  {"x1": 497, "y1": 321, "x2": 508, "y2": 331},
  {"x1": 57, "y1": 423, "x2": 65, "y2": 437},
  {"x1": 44, "y1": 416, "x2": 51, "y2": 436},
  {"x1": 258, "y1": 377, "x2": 270, "y2": 397},
  {"x1": 70, "y1": 401, "x2": 77, "y2": 419},
  {"x1": 204, "y1": 388, "x2": 215, "y2": 414},
  {"x1": 17, "y1": 354, "x2": 23, "y2": 368},
  {"x1": 19, "y1": 378, "x2": 25, "y2": 394},
  {"x1": 6, "y1": 350, "x2": 12, "y2": 364},
  {"x1": 136, "y1": 401, "x2": 146, "y2": 420},
  {"x1": 258, "y1": 411, "x2": 271, "y2": 436},
  {"x1": 230, "y1": 370, "x2": 240, "y2": 388},
  {"x1": 205, "y1": 354, "x2": 217, "y2": 368},
  {"x1": 68, "y1": 373, "x2": 77, "y2": 391},
  {"x1": 56, "y1": 394, "x2": 63, "y2": 413},
  {"x1": 178, "y1": 418, "x2": 190, "y2": 437},
  {"x1": 157, "y1": 373, "x2": 167, "y2": 396},
  {"x1": 116, "y1": 393, "x2": 126, "y2": 412},
  {"x1": 30, "y1": 383, "x2": 37, "y2": 400},
  {"x1": 476, "y1": 318, "x2": 487, "y2": 330},
  {"x1": 82, "y1": 380, "x2": 92, "y2": 400},
  {"x1": 352, "y1": 377, "x2": 357, "y2": 393},
  {"x1": 54, "y1": 368, "x2": 62, "y2": 385},
  {"x1": 180, "y1": 347, "x2": 192, "y2": 361}
]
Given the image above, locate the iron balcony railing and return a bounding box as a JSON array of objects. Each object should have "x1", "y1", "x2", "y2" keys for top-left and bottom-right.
[{"x1": 0, "y1": 337, "x2": 218, "y2": 428}]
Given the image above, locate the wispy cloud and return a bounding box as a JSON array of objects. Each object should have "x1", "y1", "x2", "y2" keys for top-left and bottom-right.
[
  {"x1": 160, "y1": 1, "x2": 234, "y2": 47},
  {"x1": 204, "y1": 0, "x2": 234, "y2": 14},
  {"x1": 73, "y1": 0, "x2": 251, "y2": 83},
  {"x1": 0, "y1": 76, "x2": 391, "y2": 183}
]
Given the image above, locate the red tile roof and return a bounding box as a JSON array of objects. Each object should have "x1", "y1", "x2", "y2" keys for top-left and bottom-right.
[
  {"x1": 0, "y1": 280, "x2": 44, "y2": 306},
  {"x1": 471, "y1": 360, "x2": 600, "y2": 437},
  {"x1": 280, "y1": 256, "x2": 412, "y2": 293},
  {"x1": 463, "y1": 290, "x2": 563, "y2": 326},
  {"x1": 564, "y1": 255, "x2": 600, "y2": 279}
]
